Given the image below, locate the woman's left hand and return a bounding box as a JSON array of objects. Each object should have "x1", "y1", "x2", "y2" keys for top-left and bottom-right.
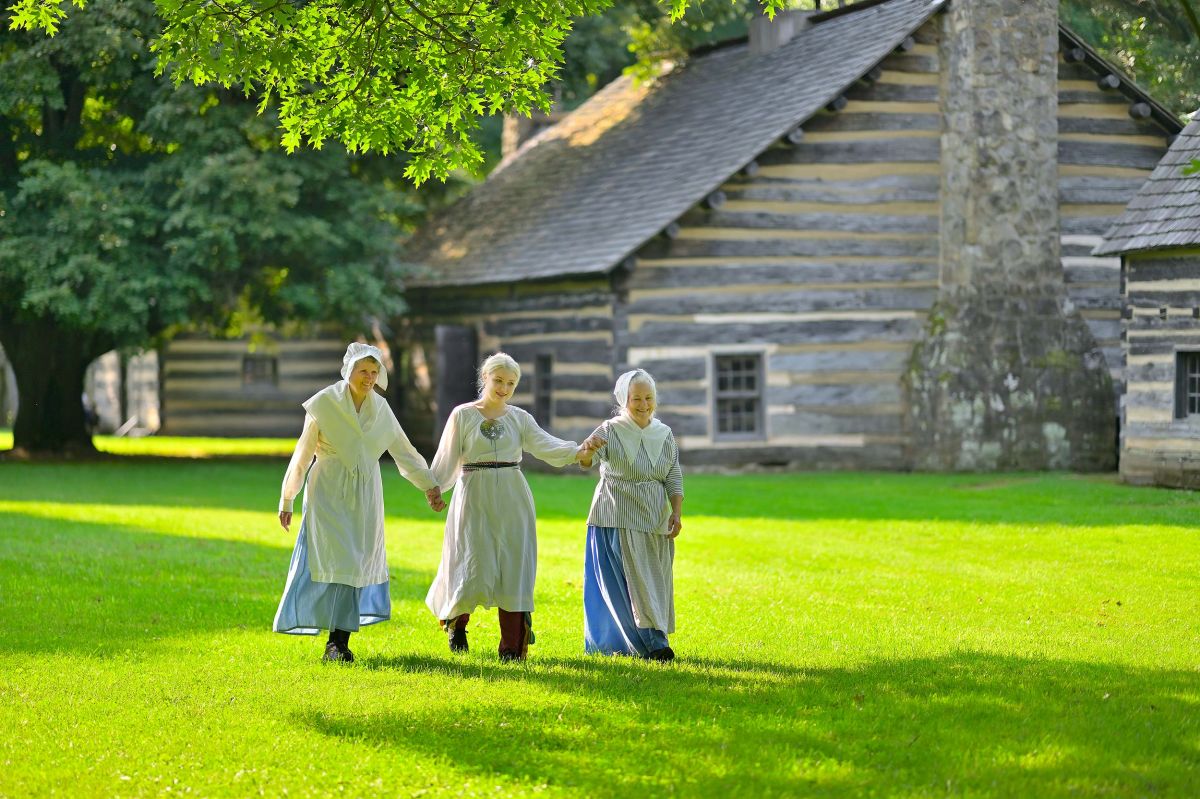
[
  {"x1": 667, "y1": 513, "x2": 682, "y2": 538},
  {"x1": 426, "y1": 486, "x2": 447, "y2": 512}
]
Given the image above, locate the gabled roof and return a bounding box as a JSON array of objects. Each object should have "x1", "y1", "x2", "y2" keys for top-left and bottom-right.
[
  {"x1": 1094, "y1": 119, "x2": 1200, "y2": 256},
  {"x1": 400, "y1": 0, "x2": 947, "y2": 288}
]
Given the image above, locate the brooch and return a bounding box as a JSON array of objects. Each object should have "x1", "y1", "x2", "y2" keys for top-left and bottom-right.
[{"x1": 479, "y1": 418, "x2": 505, "y2": 441}]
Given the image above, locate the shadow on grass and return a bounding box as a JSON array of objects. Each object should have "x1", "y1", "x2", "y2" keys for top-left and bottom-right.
[
  {"x1": 0, "y1": 511, "x2": 431, "y2": 657},
  {"x1": 304, "y1": 651, "x2": 1199, "y2": 797}
]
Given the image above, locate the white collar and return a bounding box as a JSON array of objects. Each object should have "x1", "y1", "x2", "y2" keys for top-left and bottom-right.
[{"x1": 608, "y1": 413, "x2": 670, "y2": 458}]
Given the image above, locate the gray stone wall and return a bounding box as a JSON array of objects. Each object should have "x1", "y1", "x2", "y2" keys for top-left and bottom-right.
[{"x1": 904, "y1": 0, "x2": 1115, "y2": 470}]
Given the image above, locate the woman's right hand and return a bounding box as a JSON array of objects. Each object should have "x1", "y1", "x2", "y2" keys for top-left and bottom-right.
[{"x1": 279, "y1": 511, "x2": 292, "y2": 532}]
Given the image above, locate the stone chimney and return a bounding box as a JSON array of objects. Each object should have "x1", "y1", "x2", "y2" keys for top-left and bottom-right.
[
  {"x1": 748, "y1": 9, "x2": 810, "y2": 56},
  {"x1": 903, "y1": 0, "x2": 1116, "y2": 470}
]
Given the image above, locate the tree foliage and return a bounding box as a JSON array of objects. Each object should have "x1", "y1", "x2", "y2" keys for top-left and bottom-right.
[
  {"x1": 0, "y1": 0, "x2": 456, "y2": 452},
  {"x1": 8, "y1": 0, "x2": 790, "y2": 181}
]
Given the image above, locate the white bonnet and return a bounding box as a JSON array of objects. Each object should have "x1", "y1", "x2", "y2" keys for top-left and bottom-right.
[
  {"x1": 613, "y1": 369, "x2": 656, "y2": 410},
  {"x1": 340, "y1": 342, "x2": 388, "y2": 391}
]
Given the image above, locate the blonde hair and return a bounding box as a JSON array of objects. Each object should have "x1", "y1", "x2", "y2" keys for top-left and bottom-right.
[{"x1": 477, "y1": 352, "x2": 521, "y2": 396}]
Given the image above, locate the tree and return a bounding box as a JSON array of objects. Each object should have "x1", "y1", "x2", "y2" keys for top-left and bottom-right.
[
  {"x1": 0, "y1": 0, "x2": 451, "y2": 454},
  {"x1": 8, "y1": 0, "x2": 791, "y2": 182}
]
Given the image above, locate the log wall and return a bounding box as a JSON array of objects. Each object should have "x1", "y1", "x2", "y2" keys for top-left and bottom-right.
[{"x1": 1119, "y1": 249, "x2": 1200, "y2": 487}]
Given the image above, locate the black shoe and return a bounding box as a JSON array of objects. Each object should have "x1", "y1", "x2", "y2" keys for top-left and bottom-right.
[
  {"x1": 448, "y1": 626, "x2": 468, "y2": 653},
  {"x1": 646, "y1": 646, "x2": 675, "y2": 662},
  {"x1": 322, "y1": 641, "x2": 354, "y2": 663},
  {"x1": 498, "y1": 649, "x2": 525, "y2": 663}
]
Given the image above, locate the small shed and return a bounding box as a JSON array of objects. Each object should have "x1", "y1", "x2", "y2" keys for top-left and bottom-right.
[{"x1": 1095, "y1": 119, "x2": 1200, "y2": 487}]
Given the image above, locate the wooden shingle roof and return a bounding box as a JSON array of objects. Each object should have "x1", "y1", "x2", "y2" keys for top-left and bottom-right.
[
  {"x1": 399, "y1": 0, "x2": 947, "y2": 288},
  {"x1": 1094, "y1": 119, "x2": 1200, "y2": 256}
]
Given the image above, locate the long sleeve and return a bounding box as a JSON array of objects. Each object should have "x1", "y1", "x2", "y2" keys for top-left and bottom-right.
[
  {"x1": 430, "y1": 407, "x2": 465, "y2": 488},
  {"x1": 664, "y1": 435, "x2": 684, "y2": 498},
  {"x1": 280, "y1": 414, "x2": 320, "y2": 512},
  {"x1": 388, "y1": 424, "x2": 436, "y2": 491},
  {"x1": 519, "y1": 410, "x2": 579, "y2": 467}
]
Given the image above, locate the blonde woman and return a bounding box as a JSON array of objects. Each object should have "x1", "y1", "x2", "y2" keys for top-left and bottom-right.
[
  {"x1": 275, "y1": 343, "x2": 445, "y2": 663},
  {"x1": 426, "y1": 352, "x2": 588, "y2": 661},
  {"x1": 577, "y1": 369, "x2": 683, "y2": 661}
]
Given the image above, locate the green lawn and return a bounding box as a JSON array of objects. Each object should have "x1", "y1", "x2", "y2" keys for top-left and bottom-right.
[{"x1": 0, "y1": 454, "x2": 1198, "y2": 797}]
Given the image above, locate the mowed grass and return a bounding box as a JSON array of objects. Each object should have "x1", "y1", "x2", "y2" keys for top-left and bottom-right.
[{"x1": 0, "y1": 452, "x2": 1198, "y2": 797}]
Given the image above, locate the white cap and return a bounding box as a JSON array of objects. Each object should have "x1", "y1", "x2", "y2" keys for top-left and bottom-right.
[{"x1": 340, "y1": 342, "x2": 388, "y2": 391}]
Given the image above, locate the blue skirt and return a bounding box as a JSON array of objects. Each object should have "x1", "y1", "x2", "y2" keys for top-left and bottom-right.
[
  {"x1": 583, "y1": 526, "x2": 669, "y2": 656},
  {"x1": 273, "y1": 515, "x2": 390, "y2": 635}
]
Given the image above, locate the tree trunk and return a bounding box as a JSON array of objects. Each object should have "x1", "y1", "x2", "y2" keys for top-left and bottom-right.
[{"x1": 0, "y1": 318, "x2": 106, "y2": 455}]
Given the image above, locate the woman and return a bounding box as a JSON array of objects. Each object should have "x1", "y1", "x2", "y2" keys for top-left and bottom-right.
[
  {"x1": 577, "y1": 369, "x2": 683, "y2": 661},
  {"x1": 275, "y1": 342, "x2": 445, "y2": 663},
  {"x1": 426, "y1": 352, "x2": 587, "y2": 661}
]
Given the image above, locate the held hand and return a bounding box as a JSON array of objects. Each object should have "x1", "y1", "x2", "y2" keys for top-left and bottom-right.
[
  {"x1": 279, "y1": 511, "x2": 292, "y2": 533},
  {"x1": 582, "y1": 434, "x2": 604, "y2": 452},
  {"x1": 667, "y1": 513, "x2": 682, "y2": 538},
  {"x1": 425, "y1": 487, "x2": 447, "y2": 513},
  {"x1": 574, "y1": 444, "x2": 594, "y2": 465}
]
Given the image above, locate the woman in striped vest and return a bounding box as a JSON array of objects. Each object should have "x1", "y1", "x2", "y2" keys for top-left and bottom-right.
[{"x1": 577, "y1": 369, "x2": 684, "y2": 661}]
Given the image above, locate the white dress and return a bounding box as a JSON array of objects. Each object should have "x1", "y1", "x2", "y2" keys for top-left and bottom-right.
[
  {"x1": 425, "y1": 403, "x2": 579, "y2": 619},
  {"x1": 279, "y1": 382, "x2": 436, "y2": 587}
]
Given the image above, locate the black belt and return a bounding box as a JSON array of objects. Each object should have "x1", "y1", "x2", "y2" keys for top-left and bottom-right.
[{"x1": 462, "y1": 461, "x2": 521, "y2": 472}]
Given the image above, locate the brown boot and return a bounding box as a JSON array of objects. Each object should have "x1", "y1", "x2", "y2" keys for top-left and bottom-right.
[{"x1": 497, "y1": 609, "x2": 532, "y2": 661}]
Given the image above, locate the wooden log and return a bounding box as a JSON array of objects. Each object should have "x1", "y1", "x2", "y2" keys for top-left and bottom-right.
[
  {"x1": 769, "y1": 410, "x2": 904, "y2": 436},
  {"x1": 625, "y1": 287, "x2": 937, "y2": 315},
  {"x1": 1061, "y1": 216, "x2": 1119, "y2": 236},
  {"x1": 896, "y1": 36, "x2": 915, "y2": 52},
  {"x1": 483, "y1": 315, "x2": 613, "y2": 339},
  {"x1": 1129, "y1": 102, "x2": 1152, "y2": 119},
  {"x1": 826, "y1": 95, "x2": 849, "y2": 113},
  {"x1": 1097, "y1": 73, "x2": 1122, "y2": 90},
  {"x1": 741, "y1": 160, "x2": 761, "y2": 177},
  {"x1": 630, "y1": 261, "x2": 939, "y2": 290},
  {"x1": 553, "y1": 398, "x2": 620, "y2": 419},
  {"x1": 1059, "y1": 89, "x2": 1127, "y2": 105},
  {"x1": 785, "y1": 126, "x2": 805, "y2": 145},
  {"x1": 759, "y1": 138, "x2": 940, "y2": 165},
  {"x1": 721, "y1": 175, "x2": 939, "y2": 204},
  {"x1": 663, "y1": 237, "x2": 939, "y2": 259},
  {"x1": 800, "y1": 112, "x2": 940, "y2": 133},
  {"x1": 1057, "y1": 139, "x2": 1165, "y2": 170},
  {"x1": 552, "y1": 373, "x2": 615, "y2": 393},
  {"x1": 627, "y1": 318, "x2": 923, "y2": 347},
  {"x1": 881, "y1": 53, "x2": 938, "y2": 74},
  {"x1": 1062, "y1": 46, "x2": 1086, "y2": 63},
  {"x1": 846, "y1": 83, "x2": 938, "y2": 102},
  {"x1": 767, "y1": 382, "x2": 902, "y2": 406},
  {"x1": 703, "y1": 191, "x2": 727, "y2": 210},
  {"x1": 1058, "y1": 175, "x2": 1153, "y2": 205},
  {"x1": 684, "y1": 209, "x2": 939, "y2": 234},
  {"x1": 1057, "y1": 116, "x2": 1168, "y2": 137},
  {"x1": 501, "y1": 340, "x2": 612, "y2": 364},
  {"x1": 629, "y1": 357, "x2": 709, "y2": 382},
  {"x1": 770, "y1": 349, "x2": 909, "y2": 373},
  {"x1": 662, "y1": 222, "x2": 682, "y2": 239},
  {"x1": 654, "y1": 412, "x2": 709, "y2": 437}
]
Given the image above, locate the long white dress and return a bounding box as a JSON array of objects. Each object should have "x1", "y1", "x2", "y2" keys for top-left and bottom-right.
[
  {"x1": 274, "y1": 382, "x2": 435, "y2": 634},
  {"x1": 425, "y1": 403, "x2": 578, "y2": 619}
]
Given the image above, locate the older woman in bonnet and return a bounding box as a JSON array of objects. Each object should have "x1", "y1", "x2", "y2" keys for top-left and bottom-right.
[
  {"x1": 577, "y1": 369, "x2": 683, "y2": 661},
  {"x1": 274, "y1": 342, "x2": 445, "y2": 662},
  {"x1": 426, "y1": 352, "x2": 591, "y2": 661}
]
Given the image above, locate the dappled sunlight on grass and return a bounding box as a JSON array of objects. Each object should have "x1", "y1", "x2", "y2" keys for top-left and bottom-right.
[
  {"x1": 0, "y1": 429, "x2": 294, "y2": 457},
  {"x1": 2, "y1": 458, "x2": 1200, "y2": 796}
]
